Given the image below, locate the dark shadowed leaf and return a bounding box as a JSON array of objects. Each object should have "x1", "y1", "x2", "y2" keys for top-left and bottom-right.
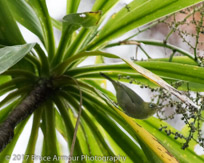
[{"x1": 0, "y1": 0, "x2": 25, "y2": 45}]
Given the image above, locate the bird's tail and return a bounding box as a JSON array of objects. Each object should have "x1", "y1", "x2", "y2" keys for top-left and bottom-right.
[{"x1": 100, "y1": 72, "x2": 115, "y2": 83}]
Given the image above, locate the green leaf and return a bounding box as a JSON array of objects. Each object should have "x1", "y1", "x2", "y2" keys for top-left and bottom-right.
[
  {"x1": 0, "y1": 0, "x2": 25, "y2": 45},
  {"x1": 24, "y1": 108, "x2": 43, "y2": 163},
  {"x1": 67, "y1": 57, "x2": 204, "y2": 92},
  {"x1": 52, "y1": 11, "x2": 102, "y2": 67},
  {"x1": 51, "y1": 18, "x2": 62, "y2": 31},
  {"x1": 60, "y1": 93, "x2": 115, "y2": 158},
  {"x1": 34, "y1": 44, "x2": 50, "y2": 76},
  {"x1": 27, "y1": 0, "x2": 55, "y2": 61},
  {"x1": 62, "y1": 11, "x2": 102, "y2": 37},
  {"x1": 92, "y1": 0, "x2": 120, "y2": 14},
  {"x1": 87, "y1": 0, "x2": 204, "y2": 50},
  {"x1": 53, "y1": 51, "x2": 117, "y2": 76},
  {"x1": 66, "y1": 0, "x2": 81, "y2": 14},
  {"x1": 0, "y1": 98, "x2": 22, "y2": 123},
  {"x1": 0, "y1": 85, "x2": 31, "y2": 108},
  {"x1": 0, "y1": 45, "x2": 5, "y2": 48},
  {"x1": 151, "y1": 56, "x2": 197, "y2": 65},
  {"x1": 80, "y1": 118, "x2": 105, "y2": 157},
  {"x1": 68, "y1": 110, "x2": 90, "y2": 156},
  {"x1": 63, "y1": 0, "x2": 120, "y2": 60},
  {"x1": 137, "y1": 117, "x2": 204, "y2": 163},
  {"x1": 11, "y1": 59, "x2": 36, "y2": 75},
  {"x1": 41, "y1": 102, "x2": 59, "y2": 161},
  {"x1": 7, "y1": 0, "x2": 44, "y2": 43},
  {"x1": 0, "y1": 43, "x2": 36, "y2": 74},
  {"x1": 2, "y1": 69, "x2": 36, "y2": 80},
  {"x1": 67, "y1": 86, "x2": 148, "y2": 162},
  {"x1": 0, "y1": 76, "x2": 11, "y2": 85},
  {"x1": 0, "y1": 77, "x2": 25, "y2": 96},
  {"x1": 53, "y1": 96, "x2": 83, "y2": 158},
  {"x1": 108, "y1": 106, "x2": 178, "y2": 162},
  {"x1": 107, "y1": 40, "x2": 196, "y2": 61}
]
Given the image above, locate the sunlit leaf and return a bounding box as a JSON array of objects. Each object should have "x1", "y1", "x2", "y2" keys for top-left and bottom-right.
[
  {"x1": 87, "y1": 0, "x2": 204, "y2": 50},
  {"x1": 7, "y1": 0, "x2": 44, "y2": 43},
  {"x1": 52, "y1": 11, "x2": 102, "y2": 67},
  {"x1": 0, "y1": 43, "x2": 36, "y2": 74},
  {"x1": 66, "y1": 0, "x2": 81, "y2": 14},
  {"x1": 137, "y1": 117, "x2": 204, "y2": 162},
  {"x1": 27, "y1": 0, "x2": 55, "y2": 61}
]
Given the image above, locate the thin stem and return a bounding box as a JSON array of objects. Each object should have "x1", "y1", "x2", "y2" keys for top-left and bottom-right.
[
  {"x1": 106, "y1": 40, "x2": 195, "y2": 61},
  {"x1": 125, "y1": 21, "x2": 161, "y2": 41},
  {"x1": 54, "y1": 95, "x2": 83, "y2": 156},
  {"x1": 139, "y1": 45, "x2": 151, "y2": 59},
  {"x1": 68, "y1": 77, "x2": 82, "y2": 163},
  {"x1": 165, "y1": 5, "x2": 203, "y2": 42},
  {"x1": 194, "y1": 10, "x2": 204, "y2": 61},
  {"x1": 169, "y1": 50, "x2": 177, "y2": 62}
]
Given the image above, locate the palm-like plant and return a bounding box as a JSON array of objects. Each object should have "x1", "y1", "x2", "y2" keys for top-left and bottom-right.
[{"x1": 0, "y1": 0, "x2": 204, "y2": 162}]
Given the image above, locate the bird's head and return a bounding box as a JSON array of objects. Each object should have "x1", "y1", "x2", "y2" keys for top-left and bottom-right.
[
  {"x1": 148, "y1": 103, "x2": 157, "y2": 109},
  {"x1": 148, "y1": 103, "x2": 161, "y2": 112}
]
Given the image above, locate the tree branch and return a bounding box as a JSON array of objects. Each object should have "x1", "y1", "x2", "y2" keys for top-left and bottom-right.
[{"x1": 0, "y1": 78, "x2": 54, "y2": 152}]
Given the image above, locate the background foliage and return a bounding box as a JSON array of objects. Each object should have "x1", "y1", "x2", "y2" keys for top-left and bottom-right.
[{"x1": 0, "y1": 0, "x2": 204, "y2": 162}]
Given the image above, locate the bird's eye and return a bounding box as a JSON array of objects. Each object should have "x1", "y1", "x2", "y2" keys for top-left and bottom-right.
[{"x1": 149, "y1": 103, "x2": 155, "y2": 108}]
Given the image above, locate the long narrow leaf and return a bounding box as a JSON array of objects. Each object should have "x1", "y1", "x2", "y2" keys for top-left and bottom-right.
[
  {"x1": 62, "y1": 93, "x2": 116, "y2": 158},
  {"x1": 24, "y1": 108, "x2": 43, "y2": 163},
  {"x1": 67, "y1": 86, "x2": 148, "y2": 162},
  {"x1": 113, "y1": 107, "x2": 178, "y2": 163},
  {"x1": 66, "y1": 0, "x2": 81, "y2": 14},
  {"x1": 137, "y1": 117, "x2": 204, "y2": 163},
  {"x1": 41, "y1": 102, "x2": 59, "y2": 160},
  {"x1": 0, "y1": 0, "x2": 25, "y2": 45},
  {"x1": 52, "y1": 11, "x2": 102, "y2": 67},
  {"x1": 27, "y1": 0, "x2": 55, "y2": 61},
  {"x1": 7, "y1": 0, "x2": 44, "y2": 43},
  {"x1": 0, "y1": 43, "x2": 36, "y2": 74},
  {"x1": 63, "y1": 0, "x2": 120, "y2": 60},
  {"x1": 87, "y1": 0, "x2": 203, "y2": 50}
]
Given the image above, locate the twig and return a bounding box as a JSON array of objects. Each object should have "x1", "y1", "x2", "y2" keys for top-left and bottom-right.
[
  {"x1": 169, "y1": 50, "x2": 177, "y2": 62},
  {"x1": 139, "y1": 45, "x2": 151, "y2": 59},
  {"x1": 111, "y1": 40, "x2": 195, "y2": 61},
  {"x1": 125, "y1": 20, "x2": 164, "y2": 40},
  {"x1": 68, "y1": 77, "x2": 83, "y2": 163}
]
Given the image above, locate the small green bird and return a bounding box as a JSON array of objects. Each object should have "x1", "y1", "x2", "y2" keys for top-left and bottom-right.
[{"x1": 100, "y1": 72, "x2": 159, "y2": 119}]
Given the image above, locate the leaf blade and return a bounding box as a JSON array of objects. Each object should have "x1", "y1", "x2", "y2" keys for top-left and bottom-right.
[{"x1": 0, "y1": 43, "x2": 36, "y2": 74}]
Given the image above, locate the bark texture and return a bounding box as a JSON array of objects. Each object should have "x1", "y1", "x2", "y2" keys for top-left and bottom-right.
[{"x1": 0, "y1": 79, "x2": 54, "y2": 152}]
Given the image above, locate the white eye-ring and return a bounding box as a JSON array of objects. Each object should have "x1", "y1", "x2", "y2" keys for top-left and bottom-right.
[{"x1": 149, "y1": 103, "x2": 155, "y2": 108}]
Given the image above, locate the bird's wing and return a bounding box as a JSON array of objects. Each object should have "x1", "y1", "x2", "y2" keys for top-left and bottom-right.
[{"x1": 120, "y1": 83, "x2": 144, "y2": 106}]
